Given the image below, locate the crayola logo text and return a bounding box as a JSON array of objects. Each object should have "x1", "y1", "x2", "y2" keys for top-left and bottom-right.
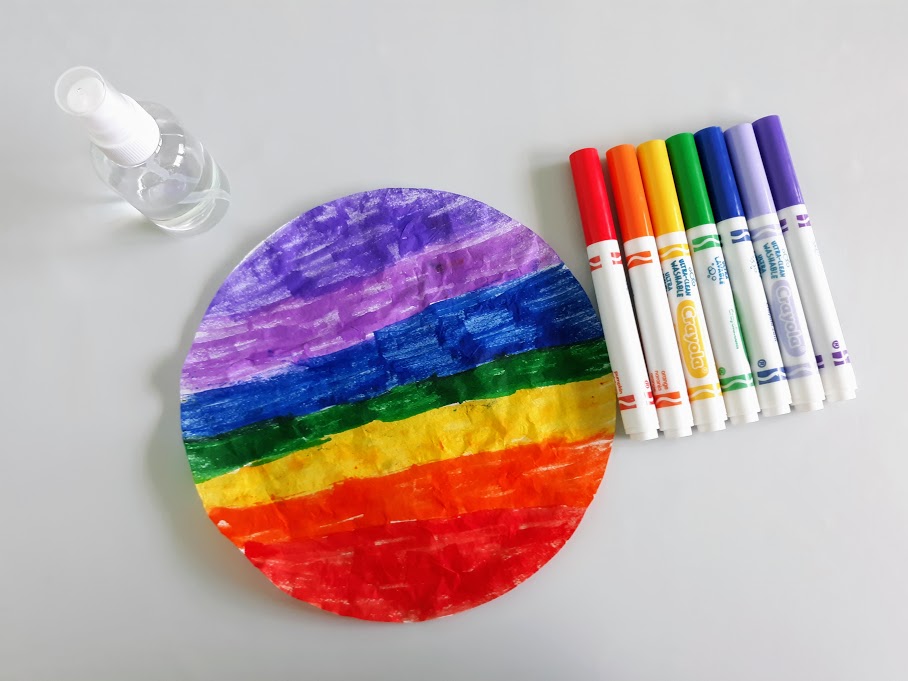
[
  {"x1": 771, "y1": 281, "x2": 807, "y2": 357},
  {"x1": 677, "y1": 300, "x2": 709, "y2": 378}
]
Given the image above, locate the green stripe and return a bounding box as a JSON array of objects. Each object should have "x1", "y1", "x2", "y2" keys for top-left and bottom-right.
[
  {"x1": 719, "y1": 373, "x2": 755, "y2": 391},
  {"x1": 691, "y1": 234, "x2": 722, "y2": 252},
  {"x1": 185, "y1": 339, "x2": 611, "y2": 483}
]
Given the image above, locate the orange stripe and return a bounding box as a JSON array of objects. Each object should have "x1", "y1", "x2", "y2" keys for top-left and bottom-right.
[
  {"x1": 654, "y1": 390, "x2": 682, "y2": 407},
  {"x1": 626, "y1": 251, "x2": 654, "y2": 269},
  {"x1": 209, "y1": 433, "x2": 611, "y2": 548}
]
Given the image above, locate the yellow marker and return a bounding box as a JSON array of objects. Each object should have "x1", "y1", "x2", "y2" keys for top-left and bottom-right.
[{"x1": 637, "y1": 140, "x2": 727, "y2": 432}]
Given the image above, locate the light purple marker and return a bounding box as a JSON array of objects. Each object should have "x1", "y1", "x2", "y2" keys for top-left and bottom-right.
[
  {"x1": 753, "y1": 115, "x2": 856, "y2": 402},
  {"x1": 725, "y1": 124, "x2": 826, "y2": 411}
]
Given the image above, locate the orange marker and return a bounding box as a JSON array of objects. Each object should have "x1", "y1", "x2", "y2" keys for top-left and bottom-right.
[{"x1": 606, "y1": 145, "x2": 694, "y2": 438}]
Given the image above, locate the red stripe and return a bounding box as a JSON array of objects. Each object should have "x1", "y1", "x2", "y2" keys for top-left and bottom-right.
[
  {"x1": 244, "y1": 506, "x2": 585, "y2": 622},
  {"x1": 618, "y1": 395, "x2": 636, "y2": 411}
]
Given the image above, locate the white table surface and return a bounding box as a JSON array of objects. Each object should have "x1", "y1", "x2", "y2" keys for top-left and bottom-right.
[{"x1": 2, "y1": 2, "x2": 906, "y2": 679}]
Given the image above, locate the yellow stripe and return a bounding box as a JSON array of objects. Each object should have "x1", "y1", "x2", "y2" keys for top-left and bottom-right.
[
  {"x1": 195, "y1": 375, "x2": 616, "y2": 510},
  {"x1": 688, "y1": 383, "x2": 721, "y2": 401},
  {"x1": 658, "y1": 244, "x2": 690, "y2": 259}
]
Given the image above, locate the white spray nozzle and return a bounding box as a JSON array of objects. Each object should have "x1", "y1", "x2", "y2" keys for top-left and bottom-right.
[{"x1": 55, "y1": 66, "x2": 161, "y2": 166}]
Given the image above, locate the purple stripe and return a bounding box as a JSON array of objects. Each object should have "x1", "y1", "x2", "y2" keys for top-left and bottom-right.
[
  {"x1": 207, "y1": 189, "x2": 519, "y2": 317},
  {"x1": 749, "y1": 224, "x2": 782, "y2": 242},
  {"x1": 181, "y1": 226, "x2": 560, "y2": 393}
]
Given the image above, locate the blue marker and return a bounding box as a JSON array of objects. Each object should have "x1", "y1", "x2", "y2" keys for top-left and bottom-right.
[
  {"x1": 725, "y1": 124, "x2": 825, "y2": 412},
  {"x1": 695, "y1": 127, "x2": 791, "y2": 417}
]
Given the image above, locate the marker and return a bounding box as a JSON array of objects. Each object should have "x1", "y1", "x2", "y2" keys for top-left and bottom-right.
[
  {"x1": 666, "y1": 133, "x2": 761, "y2": 425},
  {"x1": 569, "y1": 148, "x2": 659, "y2": 440},
  {"x1": 753, "y1": 115, "x2": 857, "y2": 401},
  {"x1": 695, "y1": 126, "x2": 792, "y2": 417},
  {"x1": 637, "y1": 140, "x2": 727, "y2": 432},
  {"x1": 725, "y1": 124, "x2": 825, "y2": 411},
  {"x1": 606, "y1": 144, "x2": 694, "y2": 438}
]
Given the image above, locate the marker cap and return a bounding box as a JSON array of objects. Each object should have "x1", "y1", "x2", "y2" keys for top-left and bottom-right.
[
  {"x1": 637, "y1": 140, "x2": 685, "y2": 236},
  {"x1": 694, "y1": 126, "x2": 745, "y2": 223},
  {"x1": 569, "y1": 148, "x2": 617, "y2": 245},
  {"x1": 666, "y1": 132, "x2": 715, "y2": 229},
  {"x1": 724, "y1": 124, "x2": 776, "y2": 219},
  {"x1": 605, "y1": 144, "x2": 653, "y2": 242},
  {"x1": 752, "y1": 115, "x2": 804, "y2": 211}
]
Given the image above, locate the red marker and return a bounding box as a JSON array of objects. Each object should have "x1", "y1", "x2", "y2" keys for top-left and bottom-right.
[{"x1": 569, "y1": 148, "x2": 659, "y2": 440}]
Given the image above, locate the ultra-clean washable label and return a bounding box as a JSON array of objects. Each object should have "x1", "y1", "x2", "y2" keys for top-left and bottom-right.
[{"x1": 662, "y1": 251, "x2": 696, "y2": 299}]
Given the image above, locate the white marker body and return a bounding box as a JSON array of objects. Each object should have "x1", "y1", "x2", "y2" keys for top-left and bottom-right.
[
  {"x1": 587, "y1": 240, "x2": 660, "y2": 440},
  {"x1": 686, "y1": 223, "x2": 761, "y2": 425},
  {"x1": 747, "y1": 213, "x2": 826, "y2": 411},
  {"x1": 655, "y1": 231, "x2": 727, "y2": 432},
  {"x1": 778, "y1": 205, "x2": 856, "y2": 401},
  {"x1": 715, "y1": 216, "x2": 792, "y2": 416},
  {"x1": 624, "y1": 236, "x2": 694, "y2": 438}
]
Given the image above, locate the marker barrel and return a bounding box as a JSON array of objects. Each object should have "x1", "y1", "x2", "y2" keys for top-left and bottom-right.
[
  {"x1": 666, "y1": 133, "x2": 760, "y2": 425},
  {"x1": 775, "y1": 203, "x2": 855, "y2": 400},
  {"x1": 725, "y1": 125, "x2": 825, "y2": 411},
  {"x1": 695, "y1": 126, "x2": 791, "y2": 416},
  {"x1": 569, "y1": 148, "x2": 660, "y2": 440},
  {"x1": 715, "y1": 216, "x2": 792, "y2": 415},
  {"x1": 607, "y1": 145, "x2": 693, "y2": 438},
  {"x1": 753, "y1": 115, "x2": 857, "y2": 401},
  {"x1": 638, "y1": 140, "x2": 727, "y2": 432}
]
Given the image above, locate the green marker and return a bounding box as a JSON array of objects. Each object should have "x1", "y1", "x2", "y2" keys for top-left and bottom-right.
[{"x1": 666, "y1": 132, "x2": 761, "y2": 425}]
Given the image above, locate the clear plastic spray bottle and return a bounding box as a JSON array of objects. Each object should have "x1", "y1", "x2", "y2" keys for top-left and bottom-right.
[{"x1": 55, "y1": 67, "x2": 229, "y2": 235}]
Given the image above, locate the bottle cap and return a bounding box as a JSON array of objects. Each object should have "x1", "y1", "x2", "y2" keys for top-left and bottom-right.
[
  {"x1": 724, "y1": 124, "x2": 776, "y2": 220},
  {"x1": 637, "y1": 140, "x2": 685, "y2": 236},
  {"x1": 665, "y1": 132, "x2": 715, "y2": 229},
  {"x1": 694, "y1": 126, "x2": 745, "y2": 222},
  {"x1": 55, "y1": 66, "x2": 160, "y2": 166},
  {"x1": 569, "y1": 148, "x2": 617, "y2": 245},
  {"x1": 605, "y1": 144, "x2": 654, "y2": 242},
  {"x1": 752, "y1": 115, "x2": 804, "y2": 211}
]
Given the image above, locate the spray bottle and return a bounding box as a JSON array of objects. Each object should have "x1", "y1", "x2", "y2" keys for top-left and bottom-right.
[{"x1": 55, "y1": 67, "x2": 229, "y2": 234}]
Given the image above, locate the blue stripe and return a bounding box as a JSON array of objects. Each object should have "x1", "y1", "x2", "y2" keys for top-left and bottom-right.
[
  {"x1": 181, "y1": 264, "x2": 600, "y2": 438},
  {"x1": 756, "y1": 366, "x2": 787, "y2": 385}
]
